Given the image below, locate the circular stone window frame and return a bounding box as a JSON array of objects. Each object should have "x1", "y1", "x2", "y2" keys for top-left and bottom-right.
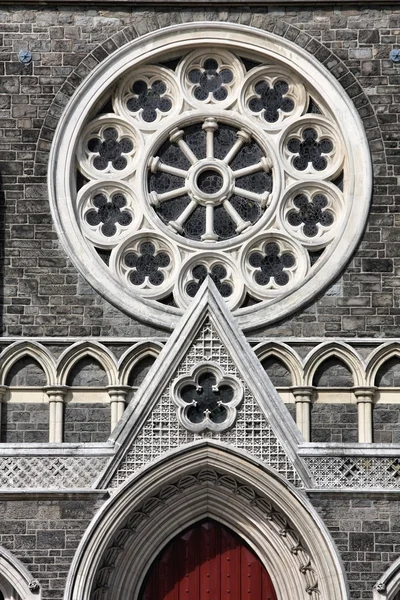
[{"x1": 49, "y1": 22, "x2": 372, "y2": 332}]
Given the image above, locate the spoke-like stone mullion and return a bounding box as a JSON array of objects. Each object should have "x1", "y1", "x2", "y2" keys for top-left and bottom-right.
[
  {"x1": 202, "y1": 117, "x2": 219, "y2": 159},
  {"x1": 233, "y1": 186, "x2": 270, "y2": 208},
  {"x1": 223, "y1": 200, "x2": 251, "y2": 233},
  {"x1": 149, "y1": 156, "x2": 188, "y2": 179},
  {"x1": 232, "y1": 156, "x2": 273, "y2": 179},
  {"x1": 201, "y1": 204, "x2": 218, "y2": 241},
  {"x1": 169, "y1": 199, "x2": 198, "y2": 233},
  {"x1": 149, "y1": 186, "x2": 188, "y2": 207},
  {"x1": 223, "y1": 130, "x2": 251, "y2": 165},
  {"x1": 169, "y1": 127, "x2": 197, "y2": 164}
]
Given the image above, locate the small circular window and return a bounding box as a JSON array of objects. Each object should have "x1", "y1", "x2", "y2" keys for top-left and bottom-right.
[{"x1": 49, "y1": 23, "x2": 371, "y2": 331}]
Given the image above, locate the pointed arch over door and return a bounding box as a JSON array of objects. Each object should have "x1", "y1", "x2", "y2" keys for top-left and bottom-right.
[
  {"x1": 140, "y1": 519, "x2": 277, "y2": 600},
  {"x1": 66, "y1": 443, "x2": 348, "y2": 600}
]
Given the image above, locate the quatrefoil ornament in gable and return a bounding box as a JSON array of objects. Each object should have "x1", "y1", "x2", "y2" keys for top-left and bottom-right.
[{"x1": 171, "y1": 362, "x2": 243, "y2": 433}]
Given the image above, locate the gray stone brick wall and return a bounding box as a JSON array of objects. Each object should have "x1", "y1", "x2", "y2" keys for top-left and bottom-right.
[
  {"x1": 66, "y1": 358, "x2": 108, "y2": 387},
  {"x1": 375, "y1": 358, "x2": 400, "y2": 386},
  {"x1": 63, "y1": 403, "x2": 111, "y2": 442},
  {"x1": 128, "y1": 355, "x2": 156, "y2": 387},
  {"x1": 310, "y1": 496, "x2": 400, "y2": 600},
  {"x1": 261, "y1": 356, "x2": 293, "y2": 387},
  {"x1": 0, "y1": 496, "x2": 105, "y2": 600},
  {"x1": 373, "y1": 404, "x2": 400, "y2": 443},
  {"x1": 0, "y1": 5, "x2": 398, "y2": 338},
  {"x1": 311, "y1": 404, "x2": 358, "y2": 442},
  {"x1": 313, "y1": 358, "x2": 354, "y2": 387},
  {"x1": 5, "y1": 357, "x2": 47, "y2": 386},
  {"x1": 1, "y1": 402, "x2": 48, "y2": 442}
]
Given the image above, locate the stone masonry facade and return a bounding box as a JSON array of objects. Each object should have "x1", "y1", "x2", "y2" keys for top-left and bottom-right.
[
  {"x1": 0, "y1": 4, "x2": 398, "y2": 338},
  {"x1": 0, "y1": 4, "x2": 400, "y2": 600}
]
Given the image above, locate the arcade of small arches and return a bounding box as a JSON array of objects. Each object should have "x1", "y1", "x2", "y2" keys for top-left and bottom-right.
[{"x1": 0, "y1": 339, "x2": 400, "y2": 444}]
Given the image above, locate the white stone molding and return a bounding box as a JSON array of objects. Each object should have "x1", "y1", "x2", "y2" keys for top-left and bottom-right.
[
  {"x1": 279, "y1": 180, "x2": 344, "y2": 249},
  {"x1": 352, "y1": 387, "x2": 376, "y2": 444},
  {"x1": 118, "y1": 341, "x2": 164, "y2": 386},
  {"x1": 176, "y1": 48, "x2": 246, "y2": 109},
  {"x1": 253, "y1": 341, "x2": 303, "y2": 386},
  {"x1": 98, "y1": 279, "x2": 310, "y2": 488},
  {"x1": 303, "y1": 341, "x2": 365, "y2": 387},
  {"x1": 114, "y1": 64, "x2": 182, "y2": 129},
  {"x1": 77, "y1": 180, "x2": 142, "y2": 248},
  {"x1": 0, "y1": 341, "x2": 56, "y2": 386},
  {"x1": 109, "y1": 230, "x2": 180, "y2": 300},
  {"x1": 45, "y1": 386, "x2": 68, "y2": 443},
  {"x1": 281, "y1": 115, "x2": 344, "y2": 180},
  {"x1": 0, "y1": 546, "x2": 41, "y2": 600},
  {"x1": 291, "y1": 386, "x2": 314, "y2": 442},
  {"x1": 57, "y1": 341, "x2": 118, "y2": 386},
  {"x1": 238, "y1": 64, "x2": 307, "y2": 129},
  {"x1": 49, "y1": 22, "x2": 372, "y2": 332},
  {"x1": 107, "y1": 386, "x2": 130, "y2": 431},
  {"x1": 365, "y1": 342, "x2": 400, "y2": 387},
  {"x1": 170, "y1": 361, "x2": 243, "y2": 433},
  {"x1": 374, "y1": 557, "x2": 400, "y2": 600},
  {"x1": 76, "y1": 114, "x2": 143, "y2": 181},
  {"x1": 65, "y1": 444, "x2": 348, "y2": 600}
]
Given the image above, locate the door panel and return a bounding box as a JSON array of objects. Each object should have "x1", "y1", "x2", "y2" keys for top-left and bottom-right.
[{"x1": 139, "y1": 519, "x2": 277, "y2": 600}]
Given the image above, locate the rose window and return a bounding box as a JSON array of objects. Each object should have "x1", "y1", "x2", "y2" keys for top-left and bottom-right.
[{"x1": 50, "y1": 25, "x2": 371, "y2": 331}]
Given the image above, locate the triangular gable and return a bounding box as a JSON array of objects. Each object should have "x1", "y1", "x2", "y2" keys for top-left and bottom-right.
[{"x1": 98, "y1": 279, "x2": 311, "y2": 489}]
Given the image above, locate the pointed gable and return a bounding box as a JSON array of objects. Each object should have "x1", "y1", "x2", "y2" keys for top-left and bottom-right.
[{"x1": 99, "y1": 280, "x2": 311, "y2": 489}]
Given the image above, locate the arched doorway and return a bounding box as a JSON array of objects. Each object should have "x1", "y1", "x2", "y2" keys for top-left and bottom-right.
[{"x1": 139, "y1": 519, "x2": 277, "y2": 600}]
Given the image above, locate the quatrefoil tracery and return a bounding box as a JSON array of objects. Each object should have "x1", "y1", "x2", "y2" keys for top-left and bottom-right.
[{"x1": 171, "y1": 362, "x2": 243, "y2": 433}]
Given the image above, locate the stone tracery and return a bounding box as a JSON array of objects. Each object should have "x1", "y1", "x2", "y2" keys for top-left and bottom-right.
[{"x1": 50, "y1": 25, "x2": 371, "y2": 330}]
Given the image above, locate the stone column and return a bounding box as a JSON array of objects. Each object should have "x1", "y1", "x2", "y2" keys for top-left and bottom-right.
[
  {"x1": 0, "y1": 386, "x2": 7, "y2": 442},
  {"x1": 108, "y1": 386, "x2": 130, "y2": 431},
  {"x1": 291, "y1": 387, "x2": 314, "y2": 442},
  {"x1": 353, "y1": 387, "x2": 376, "y2": 443},
  {"x1": 45, "y1": 386, "x2": 68, "y2": 443}
]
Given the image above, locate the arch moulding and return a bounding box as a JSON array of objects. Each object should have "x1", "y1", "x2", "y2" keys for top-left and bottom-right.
[
  {"x1": 65, "y1": 442, "x2": 348, "y2": 600},
  {"x1": 0, "y1": 546, "x2": 40, "y2": 600}
]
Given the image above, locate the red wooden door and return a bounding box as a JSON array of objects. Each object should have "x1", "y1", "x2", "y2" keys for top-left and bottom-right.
[{"x1": 139, "y1": 519, "x2": 277, "y2": 600}]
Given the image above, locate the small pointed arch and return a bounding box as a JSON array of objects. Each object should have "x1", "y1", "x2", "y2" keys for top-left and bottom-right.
[
  {"x1": 118, "y1": 341, "x2": 164, "y2": 386},
  {"x1": 303, "y1": 342, "x2": 364, "y2": 387},
  {"x1": 254, "y1": 342, "x2": 302, "y2": 387},
  {"x1": 374, "y1": 556, "x2": 400, "y2": 600},
  {"x1": 366, "y1": 343, "x2": 400, "y2": 387},
  {"x1": 0, "y1": 341, "x2": 56, "y2": 386},
  {"x1": 0, "y1": 546, "x2": 41, "y2": 600},
  {"x1": 57, "y1": 342, "x2": 118, "y2": 386}
]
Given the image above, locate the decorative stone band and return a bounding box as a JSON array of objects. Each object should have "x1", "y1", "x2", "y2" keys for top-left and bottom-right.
[
  {"x1": 0, "y1": 452, "x2": 111, "y2": 489},
  {"x1": 301, "y1": 450, "x2": 400, "y2": 490}
]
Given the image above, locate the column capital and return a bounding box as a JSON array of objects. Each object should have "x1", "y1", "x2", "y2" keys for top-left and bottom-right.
[
  {"x1": 107, "y1": 385, "x2": 131, "y2": 398},
  {"x1": 290, "y1": 386, "x2": 315, "y2": 402},
  {"x1": 44, "y1": 386, "x2": 68, "y2": 399},
  {"x1": 0, "y1": 385, "x2": 7, "y2": 400},
  {"x1": 352, "y1": 387, "x2": 376, "y2": 402}
]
